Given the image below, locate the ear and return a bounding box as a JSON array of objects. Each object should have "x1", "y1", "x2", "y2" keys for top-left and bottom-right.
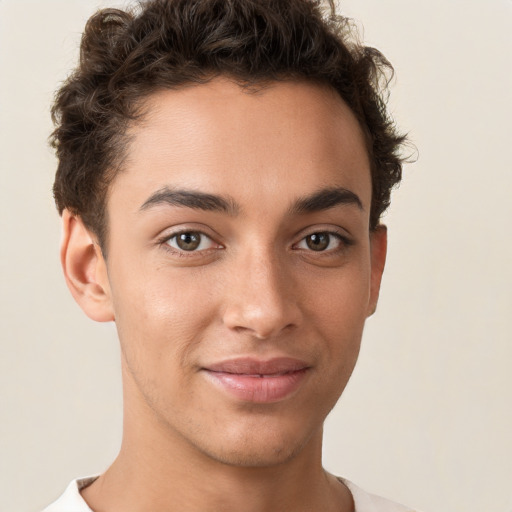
[
  {"x1": 60, "y1": 209, "x2": 114, "y2": 322},
  {"x1": 367, "y1": 224, "x2": 387, "y2": 317}
]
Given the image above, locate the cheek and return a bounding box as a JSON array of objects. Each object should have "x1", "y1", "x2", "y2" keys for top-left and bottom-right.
[
  {"x1": 109, "y1": 261, "x2": 219, "y2": 369},
  {"x1": 311, "y1": 256, "x2": 371, "y2": 315},
  {"x1": 305, "y1": 260, "x2": 371, "y2": 356}
]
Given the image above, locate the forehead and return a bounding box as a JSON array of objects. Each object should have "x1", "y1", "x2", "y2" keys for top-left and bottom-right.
[{"x1": 111, "y1": 78, "x2": 371, "y2": 216}]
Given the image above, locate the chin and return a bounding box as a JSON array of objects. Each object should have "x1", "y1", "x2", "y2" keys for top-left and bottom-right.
[
  {"x1": 193, "y1": 419, "x2": 320, "y2": 469},
  {"x1": 201, "y1": 441, "x2": 304, "y2": 468}
]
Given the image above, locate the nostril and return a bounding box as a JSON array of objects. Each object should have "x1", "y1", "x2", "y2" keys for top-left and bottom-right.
[{"x1": 223, "y1": 304, "x2": 299, "y2": 339}]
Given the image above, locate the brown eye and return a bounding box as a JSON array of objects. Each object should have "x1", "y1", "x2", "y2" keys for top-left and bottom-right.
[
  {"x1": 295, "y1": 232, "x2": 345, "y2": 253},
  {"x1": 305, "y1": 233, "x2": 330, "y2": 251},
  {"x1": 176, "y1": 232, "x2": 200, "y2": 251},
  {"x1": 166, "y1": 231, "x2": 215, "y2": 252}
]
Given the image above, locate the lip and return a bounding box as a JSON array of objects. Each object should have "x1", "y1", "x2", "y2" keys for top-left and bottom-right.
[{"x1": 201, "y1": 357, "x2": 310, "y2": 403}]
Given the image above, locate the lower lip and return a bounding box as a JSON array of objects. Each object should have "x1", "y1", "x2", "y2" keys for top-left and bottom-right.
[{"x1": 203, "y1": 369, "x2": 308, "y2": 403}]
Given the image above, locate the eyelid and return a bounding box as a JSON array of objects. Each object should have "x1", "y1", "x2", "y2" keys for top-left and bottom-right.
[
  {"x1": 156, "y1": 222, "x2": 220, "y2": 242},
  {"x1": 294, "y1": 224, "x2": 353, "y2": 241}
]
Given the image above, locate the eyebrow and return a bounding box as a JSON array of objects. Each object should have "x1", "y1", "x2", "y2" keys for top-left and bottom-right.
[
  {"x1": 139, "y1": 185, "x2": 362, "y2": 217},
  {"x1": 289, "y1": 187, "x2": 363, "y2": 214},
  {"x1": 139, "y1": 187, "x2": 239, "y2": 215}
]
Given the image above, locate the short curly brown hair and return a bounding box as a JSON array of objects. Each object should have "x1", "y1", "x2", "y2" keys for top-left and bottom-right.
[{"x1": 51, "y1": 0, "x2": 407, "y2": 251}]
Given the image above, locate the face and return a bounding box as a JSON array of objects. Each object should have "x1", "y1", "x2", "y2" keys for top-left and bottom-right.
[{"x1": 89, "y1": 79, "x2": 386, "y2": 467}]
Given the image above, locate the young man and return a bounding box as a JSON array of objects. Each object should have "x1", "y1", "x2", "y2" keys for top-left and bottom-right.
[{"x1": 44, "y1": 0, "x2": 415, "y2": 510}]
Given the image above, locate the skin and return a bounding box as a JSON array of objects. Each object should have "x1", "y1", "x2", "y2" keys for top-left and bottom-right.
[{"x1": 61, "y1": 78, "x2": 387, "y2": 512}]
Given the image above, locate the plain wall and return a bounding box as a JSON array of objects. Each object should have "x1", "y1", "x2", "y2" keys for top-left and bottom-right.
[{"x1": 0, "y1": 1, "x2": 510, "y2": 511}]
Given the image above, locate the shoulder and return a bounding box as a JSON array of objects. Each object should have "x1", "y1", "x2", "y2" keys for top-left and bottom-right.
[
  {"x1": 41, "y1": 476, "x2": 98, "y2": 512},
  {"x1": 340, "y1": 478, "x2": 422, "y2": 512}
]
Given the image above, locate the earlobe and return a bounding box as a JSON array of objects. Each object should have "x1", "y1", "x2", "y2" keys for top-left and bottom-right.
[
  {"x1": 367, "y1": 224, "x2": 387, "y2": 317},
  {"x1": 60, "y1": 210, "x2": 114, "y2": 322}
]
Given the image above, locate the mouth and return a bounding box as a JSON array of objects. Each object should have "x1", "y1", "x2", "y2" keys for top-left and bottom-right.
[{"x1": 201, "y1": 357, "x2": 310, "y2": 403}]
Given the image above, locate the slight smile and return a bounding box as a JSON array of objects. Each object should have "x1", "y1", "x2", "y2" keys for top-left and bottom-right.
[{"x1": 201, "y1": 357, "x2": 311, "y2": 403}]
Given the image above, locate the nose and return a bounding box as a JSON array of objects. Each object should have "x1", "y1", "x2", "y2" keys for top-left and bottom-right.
[{"x1": 222, "y1": 248, "x2": 302, "y2": 339}]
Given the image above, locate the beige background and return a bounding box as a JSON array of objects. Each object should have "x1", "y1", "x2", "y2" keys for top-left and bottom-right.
[{"x1": 1, "y1": 1, "x2": 511, "y2": 511}]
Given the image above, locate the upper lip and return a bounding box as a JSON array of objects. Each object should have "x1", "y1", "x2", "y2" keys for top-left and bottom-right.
[{"x1": 203, "y1": 357, "x2": 310, "y2": 376}]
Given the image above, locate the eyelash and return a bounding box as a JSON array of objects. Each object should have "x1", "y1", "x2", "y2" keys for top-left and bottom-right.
[
  {"x1": 293, "y1": 231, "x2": 354, "y2": 254},
  {"x1": 158, "y1": 229, "x2": 353, "y2": 257},
  {"x1": 158, "y1": 230, "x2": 221, "y2": 257}
]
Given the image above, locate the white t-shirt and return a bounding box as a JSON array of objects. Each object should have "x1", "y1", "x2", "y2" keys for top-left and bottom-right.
[{"x1": 42, "y1": 475, "x2": 420, "y2": 512}]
